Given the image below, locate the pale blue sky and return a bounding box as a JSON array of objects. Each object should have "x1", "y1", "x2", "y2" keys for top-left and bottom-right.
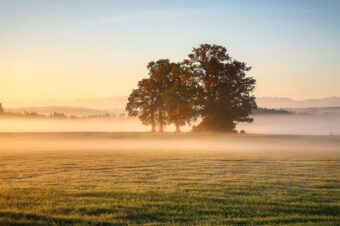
[{"x1": 1, "y1": 0, "x2": 340, "y2": 102}]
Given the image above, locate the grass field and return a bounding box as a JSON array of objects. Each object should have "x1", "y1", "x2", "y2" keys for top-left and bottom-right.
[{"x1": 0, "y1": 133, "x2": 339, "y2": 225}]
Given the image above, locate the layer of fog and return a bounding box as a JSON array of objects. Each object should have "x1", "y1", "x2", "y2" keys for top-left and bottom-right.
[
  {"x1": 0, "y1": 114, "x2": 340, "y2": 135},
  {"x1": 238, "y1": 114, "x2": 340, "y2": 135},
  {"x1": 0, "y1": 134, "x2": 339, "y2": 167},
  {"x1": 0, "y1": 118, "x2": 148, "y2": 132}
]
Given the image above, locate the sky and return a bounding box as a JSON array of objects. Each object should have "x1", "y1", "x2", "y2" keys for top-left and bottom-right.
[{"x1": 1, "y1": 0, "x2": 340, "y2": 105}]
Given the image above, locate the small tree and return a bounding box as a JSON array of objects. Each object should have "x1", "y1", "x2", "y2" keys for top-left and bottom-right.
[
  {"x1": 126, "y1": 78, "x2": 158, "y2": 132},
  {"x1": 127, "y1": 60, "x2": 198, "y2": 132},
  {"x1": 164, "y1": 63, "x2": 198, "y2": 132},
  {"x1": 147, "y1": 59, "x2": 174, "y2": 132}
]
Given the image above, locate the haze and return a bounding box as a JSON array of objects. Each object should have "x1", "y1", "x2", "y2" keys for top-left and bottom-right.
[
  {"x1": 1, "y1": 1, "x2": 340, "y2": 225},
  {"x1": 1, "y1": 115, "x2": 340, "y2": 135}
]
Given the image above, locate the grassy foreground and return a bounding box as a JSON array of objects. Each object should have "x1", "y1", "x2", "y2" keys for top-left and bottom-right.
[{"x1": 0, "y1": 133, "x2": 339, "y2": 225}]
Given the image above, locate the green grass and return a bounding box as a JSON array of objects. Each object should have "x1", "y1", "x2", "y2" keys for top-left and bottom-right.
[{"x1": 0, "y1": 133, "x2": 339, "y2": 225}]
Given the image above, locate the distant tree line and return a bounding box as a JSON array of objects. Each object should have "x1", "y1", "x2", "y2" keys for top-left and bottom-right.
[
  {"x1": 126, "y1": 44, "x2": 257, "y2": 132},
  {"x1": 0, "y1": 104, "x2": 126, "y2": 119},
  {"x1": 252, "y1": 108, "x2": 292, "y2": 115},
  {"x1": 0, "y1": 111, "x2": 124, "y2": 119}
]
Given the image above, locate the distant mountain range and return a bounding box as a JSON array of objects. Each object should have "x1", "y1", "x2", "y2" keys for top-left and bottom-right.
[{"x1": 256, "y1": 97, "x2": 340, "y2": 108}]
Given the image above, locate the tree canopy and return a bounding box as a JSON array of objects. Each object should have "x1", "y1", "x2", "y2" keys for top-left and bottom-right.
[
  {"x1": 126, "y1": 44, "x2": 257, "y2": 132},
  {"x1": 185, "y1": 44, "x2": 257, "y2": 131},
  {"x1": 126, "y1": 78, "x2": 158, "y2": 132}
]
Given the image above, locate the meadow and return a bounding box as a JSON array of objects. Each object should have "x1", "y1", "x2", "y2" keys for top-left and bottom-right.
[{"x1": 0, "y1": 133, "x2": 339, "y2": 225}]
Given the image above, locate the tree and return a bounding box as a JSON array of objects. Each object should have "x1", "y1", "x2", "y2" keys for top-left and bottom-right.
[
  {"x1": 126, "y1": 78, "x2": 158, "y2": 132},
  {"x1": 185, "y1": 44, "x2": 257, "y2": 132},
  {"x1": 146, "y1": 59, "x2": 174, "y2": 132},
  {"x1": 126, "y1": 44, "x2": 256, "y2": 133},
  {"x1": 126, "y1": 59, "x2": 175, "y2": 132},
  {"x1": 0, "y1": 103, "x2": 3, "y2": 114},
  {"x1": 163, "y1": 63, "x2": 198, "y2": 132},
  {"x1": 127, "y1": 60, "x2": 199, "y2": 132}
]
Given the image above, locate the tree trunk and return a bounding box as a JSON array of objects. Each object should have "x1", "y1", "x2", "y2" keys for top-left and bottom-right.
[
  {"x1": 159, "y1": 121, "x2": 164, "y2": 132},
  {"x1": 159, "y1": 110, "x2": 164, "y2": 132},
  {"x1": 175, "y1": 122, "x2": 181, "y2": 132},
  {"x1": 151, "y1": 109, "x2": 156, "y2": 132}
]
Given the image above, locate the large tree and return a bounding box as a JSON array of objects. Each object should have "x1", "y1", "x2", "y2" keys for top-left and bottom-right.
[
  {"x1": 126, "y1": 44, "x2": 256, "y2": 132},
  {"x1": 185, "y1": 44, "x2": 257, "y2": 132}
]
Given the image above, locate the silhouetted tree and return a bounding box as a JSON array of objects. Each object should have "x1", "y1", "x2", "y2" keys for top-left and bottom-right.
[
  {"x1": 185, "y1": 44, "x2": 257, "y2": 131},
  {"x1": 163, "y1": 63, "x2": 198, "y2": 132},
  {"x1": 126, "y1": 44, "x2": 256, "y2": 132},
  {"x1": 146, "y1": 59, "x2": 175, "y2": 132},
  {"x1": 127, "y1": 60, "x2": 199, "y2": 132},
  {"x1": 0, "y1": 103, "x2": 3, "y2": 114},
  {"x1": 126, "y1": 78, "x2": 158, "y2": 132}
]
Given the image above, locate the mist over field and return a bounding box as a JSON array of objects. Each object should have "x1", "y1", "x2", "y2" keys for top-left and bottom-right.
[
  {"x1": 1, "y1": 132, "x2": 339, "y2": 154},
  {"x1": 1, "y1": 114, "x2": 340, "y2": 135},
  {"x1": 0, "y1": 118, "x2": 148, "y2": 133},
  {"x1": 238, "y1": 114, "x2": 340, "y2": 135}
]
